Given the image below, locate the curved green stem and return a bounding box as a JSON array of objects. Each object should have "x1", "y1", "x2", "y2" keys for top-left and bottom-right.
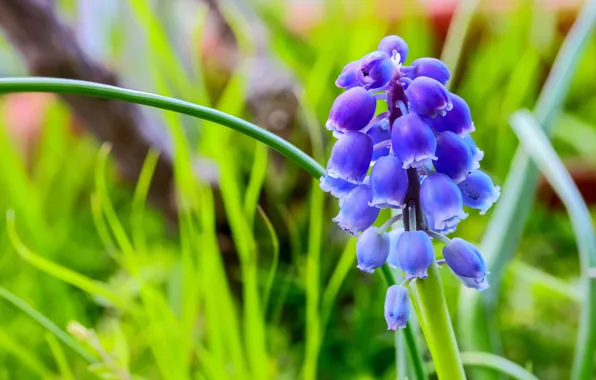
[
  {"x1": 0, "y1": 77, "x2": 325, "y2": 179},
  {"x1": 414, "y1": 263, "x2": 466, "y2": 379}
]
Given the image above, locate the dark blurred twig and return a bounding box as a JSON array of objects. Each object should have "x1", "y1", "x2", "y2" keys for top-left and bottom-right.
[
  {"x1": 201, "y1": 0, "x2": 298, "y2": 135},
  {"x1": 0, "y1": 0, "x2": 176, "y2": 219}
]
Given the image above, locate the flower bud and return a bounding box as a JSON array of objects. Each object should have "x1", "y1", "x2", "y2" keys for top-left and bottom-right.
[
  {"x1": 335, "y1": 60, "x2": 361, "y2": 89},
  {"x1": 367, "y1": 118, "x2": 391, "y2": 163},
  {"x1": 378, "y1": 35, "x2": 408, "y2": 64},
  {"x1": 319, "y1": 174, "x2": 357, "y2": 199},
  {"x1": 462, "y1": 134, "x2": 484, "y2": 170},
  {"x1": 356, "y1": 51, "x2": 394, "y2": 90},
  {"x1": 458, "y1": 170, "x2": 501, "y2": 214},
  {"x1": 394, "y1": 231, "x2": 434, "y2": 279},
  {"x1": 427, "y1": 93, "x2": 474, "y2": 137},
  {"x1": 332, "y1": 185, "x2": 380, "y2": 235},
  {"x1": 356, "y1": 227, "x2": 390, "y2": 273},
  {"x1": 420, "y1": 173, "x2": 468, "y2": 234},
  {"x1": 326, "y1": 87, "x2": 377, "y2": 133},
  {"x1": 405, "y1": 77, "x2": 452, "y2": 118},
  {"x1": 443, "y1": 238, "x2": 489, "y2": 291},
  {"x1": 434, "y1": 131, "x2": 474, "y2": 183},
  {"x1": 384, "y1": 285, "x2": 410, "y2": 330},
  {"x1": 391, "y1": 113, "x2": 437, "y2": 169},
  {"x1": 369, "y1": 156, "x2": 408, "y2": 209},
  {"x1": 403, "y1": 57, "x2": 450, "y2": 85},
  {"x1": 387, "y1": 227, "x2": 405, "y2": 269},
  {"x1": 327, "y1": 131, "x2": 373, "y2": 184}
]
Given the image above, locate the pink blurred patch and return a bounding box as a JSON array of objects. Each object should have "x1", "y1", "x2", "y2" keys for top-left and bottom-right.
[{"x1": 3, "y1": 93, "x2": 55, "y2": 153}]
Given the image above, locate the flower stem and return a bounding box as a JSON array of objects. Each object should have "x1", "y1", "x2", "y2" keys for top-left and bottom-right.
[
  {"x1": 361, "y1": 111, "x2": 389, "y2": 133},
  {"x1": 373, "y1": 140, "x2": 392, "y2": 151},
  {"x1": 413, "y1": 261, "x2": 466, "y2": 379},
  {"x1": 380, "y1": 213, "x2": 403, "y2": 232},
  {"x1": 425, "y1": 230, "x2": 452, "y2": 245}
]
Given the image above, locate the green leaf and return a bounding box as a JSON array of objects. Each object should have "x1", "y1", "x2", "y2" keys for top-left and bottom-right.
[
  {"x1": 459, "y1": 0, "x2": 596, "y2": 373},
  {"x1": 428, "y1": 351, "x2": 540, "y2": 380},
  {"x1": 510, "y1": 110, "x2": 596, "y2": 380}
]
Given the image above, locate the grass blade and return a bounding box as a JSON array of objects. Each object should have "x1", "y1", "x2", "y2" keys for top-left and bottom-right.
[
  {"x1": 257, "y1": 206, "x2": 280, "y2": 317},
  {"x1": 244, "y1": 144, "x2": 269, "y2": 228},
  {"x1": 46, "y1": 333, "x2": 75, "y2": 380},
  {"x1": 6, "y1": 211, "x2": 129, "y2": 310},
  {"x1": 0, "y1": 330, "x2": 56, "y2": 378},
  {"x1": 320, "y1": 238, "x2": 356, "y2": 335},
  {"x1": 302, "y1": 180, "x2": 325, "y2": 380},
  {"x1": 440, "y1": 0, "x2": 479, "y2": 85},
  {"x1": 131, "y1": 147, "x2": 160, "y2": 253},
  {"x1": 510, "y1": 110, "x2": 596, "y2": 380},
  {"x1": 0, "y1": 286, "x2": 96, "y2": 363},
  {"x1": 459, "y1": 0, "x2": 596, "y2": 365}
]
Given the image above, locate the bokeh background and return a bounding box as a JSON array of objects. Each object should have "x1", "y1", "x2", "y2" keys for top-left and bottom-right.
[{"x1": 0, "y1": 0, "x2": 595, "y2": 379}]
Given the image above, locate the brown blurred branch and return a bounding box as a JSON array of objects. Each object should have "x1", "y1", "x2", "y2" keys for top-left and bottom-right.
[{"x1": 0, "y1": 0, "x2": 176, "y2": 219}]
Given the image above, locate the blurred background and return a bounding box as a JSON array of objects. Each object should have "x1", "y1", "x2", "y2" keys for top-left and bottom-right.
[{"x1": 0, "y1": 0, "x2": 595, "y2": 379}]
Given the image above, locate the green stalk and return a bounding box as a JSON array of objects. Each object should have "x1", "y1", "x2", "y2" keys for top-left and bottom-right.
[
  {"x1": 414, "y1": 263, "x2": 466, "y2": 379},
  {"x1": 0, "y1": 77, "x2": 325, "y2": 179}
]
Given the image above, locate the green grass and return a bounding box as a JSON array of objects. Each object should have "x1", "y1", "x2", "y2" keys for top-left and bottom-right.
[{"x1": 0, "y1": 0, "x2": 594, "y2": 379}]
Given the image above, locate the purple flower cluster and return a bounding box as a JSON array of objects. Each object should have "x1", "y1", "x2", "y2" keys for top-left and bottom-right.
[{"x1": 320, "y1": 35, "x2": 500, "y2": 330}]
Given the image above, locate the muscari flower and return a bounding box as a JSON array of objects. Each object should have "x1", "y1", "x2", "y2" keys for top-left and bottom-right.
[
  {"x1": 462, "y1": 134, "x2": 484, "y2": 169},
  {"x1": 333, "y1": 184, "x2": 380, "y2": 235},
  {"x1": 427, "y1": 93, "x2": 474, "y2": 137},
  {"x1": 393, "y1": 230, "x2": 434, "y2": 279},
  {"x1": 367, "y1": 118, "x2": 391, "y2": 162},
  {"x1": 387, "y1": 227, "x2": 405, "y2": 269},
  {"x1": 378, "y1": 35, "x2": 408, "y2": 64},
  {"x1": 405, "y1": 76, "x2": 452, "y2": 118},
  {"x1": 384, "y1": 285, "x2": 410, "y2": 330},
  {"x1": 420, "y1": 173, "x2": 468, "y2": 234},
  {"x1": 356, "y1": 227, "x2": 390, "y2": 273},
  {"x1": 402, "y1": 57, "x2": 450, "y2": 85},
  {"x1": 326, "y1": 131, "x2": 373, "y2": 184},
  {"x1": 319, "y1": 174, "x2": 357, "y2": 199},
  {"x1": 326, "y1": 87, "x2": 377, "y2": 133},
  {"x1": 335, "y1": 61, "x2": 360, "y2": 89},
  {"x1": 434, "y1": 131, "x2": 474, "y2": 183},
  {"x1": 369, "y1": 156, "x2": 409, "y2": 209},
  {"x1": 458, "y1": 170, "x2": 501, "y2": 214},
  {"x1": 322, "y1": 34, "x2": 498, "y2": 330},
  {"x1": 443, "y1": 238, "x2": 489, "y2": 291},
  {"x1": 356, "y1": 51, "x2": 394, "y2": 90},
  {"x1": 391, "y1": 113, "x2": 437, "y2": 169}
]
